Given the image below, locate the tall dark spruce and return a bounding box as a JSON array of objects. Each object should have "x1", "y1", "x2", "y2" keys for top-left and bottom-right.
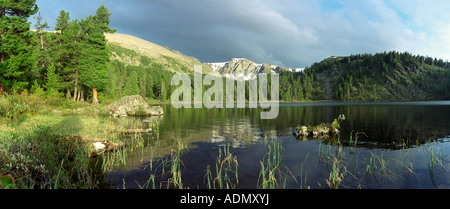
[{"x1": 0, "y1": 0, "x2": 38, "y2": 93}]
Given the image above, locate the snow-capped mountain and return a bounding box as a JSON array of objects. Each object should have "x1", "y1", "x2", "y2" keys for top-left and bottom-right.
[{"x1": 206, "y1": 58, "x2": 304, "y2": 80}]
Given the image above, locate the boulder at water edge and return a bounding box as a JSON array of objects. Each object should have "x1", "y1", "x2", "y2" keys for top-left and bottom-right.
[
  {"x1": 295, "y1": 123, "x2": 339, "y2": 140},
  {"x1": 108, "y1": 95, "x2": 164, "y2": 117}
]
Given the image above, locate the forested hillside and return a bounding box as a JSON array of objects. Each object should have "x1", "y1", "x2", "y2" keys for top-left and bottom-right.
[
  {"x1": 279, "y1": 51, "x2": 450, "y2": 101},
  {"x1": 104, "y1": 33, "x2": 214, "y2": 103}
]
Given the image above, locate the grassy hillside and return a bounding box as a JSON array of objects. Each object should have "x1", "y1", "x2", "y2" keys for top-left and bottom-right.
[{"x1": 105, "y1": 33, "x2": 213, "y2": 74}]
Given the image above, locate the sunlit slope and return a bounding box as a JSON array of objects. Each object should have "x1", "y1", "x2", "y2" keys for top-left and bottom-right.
[{"x1": 105, "y1": 33, "x2": 213, "y2": 73}]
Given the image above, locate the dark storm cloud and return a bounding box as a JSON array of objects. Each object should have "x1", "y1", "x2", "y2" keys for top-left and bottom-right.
[{"x1": 32, "y1": 0, "x2": 450, "y2": 68}]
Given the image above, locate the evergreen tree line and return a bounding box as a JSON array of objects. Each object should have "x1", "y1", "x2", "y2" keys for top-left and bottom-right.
[
  {"x1": 106, "y1": 60, "x2": 175, "y2": 102},
  {"x1": 1, "y1": 1, "x2": 115, "y2": 104},
  {"x1": 278, "y1": 51, "x2": 450, "y2": 102},
  {"x1": 278, "y1": 70, "x2": 320, "y2": 101}
]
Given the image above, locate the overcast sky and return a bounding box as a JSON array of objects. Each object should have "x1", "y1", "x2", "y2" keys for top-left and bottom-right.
[{"x1": 31, "y1": 0, "x2": 450, "y2": 68}]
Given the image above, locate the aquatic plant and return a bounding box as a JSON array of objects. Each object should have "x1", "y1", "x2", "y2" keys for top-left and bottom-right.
[
  {"x1": 299, "y1": 154, "x2": 309, "y2": 189},
  {"x1": 169, "y1": 149, "x2": 183, "y2": 189},
  {"x1": 325, "y1": 141, "x2": 347, "y2": 189},
  {"x1": 205, "y1": 144, "x2": 239, "y2": 189},
  {"x1": 365, "y1": 152, "x2": 391, "y2": 176},
  {"x1": 318, "y1": 135, "x2": 359, "y2": 189},
  {"x1": 349, "y1": 131, "x2": 367, "y2": 147},
  {"x1": 258, "y1": 139, "x2": 283, "y2": 189},
  {"x1": 332, "y1": 114, "x2": 346, "y2": 129},
  {"x1": 172, "y1": 137, "x2": 188, "y2": 152},
  {"x1": 427, "y1": 144, "x2": 445, "y2": 170}
]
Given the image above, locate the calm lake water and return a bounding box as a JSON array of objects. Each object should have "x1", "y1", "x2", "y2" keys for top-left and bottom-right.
[{"x1": 99, "y1": 101, "x2": 450, "y2": 189}]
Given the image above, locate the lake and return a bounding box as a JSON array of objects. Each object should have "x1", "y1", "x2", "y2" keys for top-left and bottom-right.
[{"x1": 98, "y1": 101, "x2": 450, "y2": 189}]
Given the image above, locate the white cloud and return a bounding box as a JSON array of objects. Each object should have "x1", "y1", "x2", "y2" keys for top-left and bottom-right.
[{"x1": 382, "y1": 0, "x2": 450, "y2": 60}]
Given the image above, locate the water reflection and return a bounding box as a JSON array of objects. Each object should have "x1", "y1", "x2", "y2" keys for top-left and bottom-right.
[
  {"x1": 158, "y1": 101, "x2": 450, "y2": 149},
  {"x1": 102, "y1": 101, "x2": 450, "y2": 189},
  {"x1": 209, "y1": 118, "x2": 263, "y2": 148},
  {"x1": 116, "y1": 115, "x2": 164, "y2": 130},
  {"x1": 114, "y1": 101, "x2": 450, "y2": 162}
]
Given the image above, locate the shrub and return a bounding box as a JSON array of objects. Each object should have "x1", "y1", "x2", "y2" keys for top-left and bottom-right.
[
  {"x1": 30, "y1": 80, "x2": 45, "y2": 98},
  {"x1": 0, "y1": 93, "x2": 32, "y2": 122},
  {"x1": 0, "y1": 126, "x2": 95, "y2": 188}
]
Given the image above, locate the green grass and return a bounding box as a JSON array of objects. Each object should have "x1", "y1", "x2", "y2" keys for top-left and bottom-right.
[
  {"x1": 109, "y1": 43, "x2": 139, "y2": 58},
  {"x1": 0, "y1": 125, "x2": 95, "y2": 189},
  {"x1": 0, "y1": 92, "x2": 163, "y2": 189}
]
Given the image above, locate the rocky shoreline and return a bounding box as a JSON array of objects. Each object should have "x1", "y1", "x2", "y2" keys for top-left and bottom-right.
[{"x1": 108, "y1": 95, "x2": 164, "y2": 117}]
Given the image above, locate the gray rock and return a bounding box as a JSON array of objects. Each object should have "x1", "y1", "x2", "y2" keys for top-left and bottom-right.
[
  {"x1": 92, "y1": 142, "x2": 106, "y2": 155},
  {"x1": 296, "y1": 126, "x2": 309, "y2": 136},
  {"x1": 108, "y1": 95, "x2": 163, "y2": 117},
  {"x1": 91, "y1": 140, "x2": 125, "y2": 156},
  {"x1": 295, "y1": 123, "x2": 339, "y2": 140}
]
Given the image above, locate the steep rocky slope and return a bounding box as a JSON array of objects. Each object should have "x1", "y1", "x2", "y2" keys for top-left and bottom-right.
[{"x1": 207, "y1": 58, "x2": 304, "y2": 80}]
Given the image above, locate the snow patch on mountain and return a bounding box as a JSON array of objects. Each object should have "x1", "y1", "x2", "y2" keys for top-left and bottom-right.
[{"x1": 206, "y1": 58, "x2": 304, "y2": 80}]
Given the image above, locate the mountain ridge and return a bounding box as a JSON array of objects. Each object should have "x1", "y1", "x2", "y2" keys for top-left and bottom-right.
[
  {"x1": 105, "y1": 32, "x2": 303, "y2": 79},
  {"x1": 105, "y1": 32, "x2": 450, "y2": 102},
  {"x1": 206, "y1": 58, "x2": 304, "y2": 80}
]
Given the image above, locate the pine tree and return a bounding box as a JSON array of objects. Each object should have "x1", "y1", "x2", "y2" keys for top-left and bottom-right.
[
  {"x1": 33, "y1": 11, "x2": 52, "y2": 84},
  {"x1": 55, "y1": 10, "x2": 70, "y2": 33},
  {"x1": 0, "y1": 0, "x2": 38, "y2": 92},
  {"x1": 78, "y1": 13, "x2": 110, "y2": 104},
  {"x1": 146, "y1": 72, "x2": 154, "y2": 98},
  {"x1": 44, "y1": 63, "x2": 60, "y2": 98},
  {"x1": 124, "y1": 70, "x2": 139, "y2": 95},
  {"x1": 138, "y1": 71, "x2": 147, "y2": 97},
  {"x1": 298, "y1": 85, "x2": 304, "y2": 101},
  {"x1": 338, "y1": 83, "x2": 343, "y2": 101},
  {"x1": 94, "y1": 5, "x2": 117, "y2": 33},
  {"x1": 49, "y1": 11, "x2": 82, "y2": 100},
  {"x1": 161, "y1": 81, "x2": 166, "y2": 101},
  {"x1": 76, "y1": 5, "x2": 115, "y2": 104},
  {"x1": 34, "y1": 12, "x2": 49, "y2": 49},
  {"x1": 55, "y1": 19, "x2": 83, "y2": 101}
]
